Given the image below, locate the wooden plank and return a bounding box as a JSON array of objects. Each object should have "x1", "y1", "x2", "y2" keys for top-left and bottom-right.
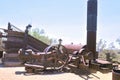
[
  {"x1": 5, "y1": 30, "x2": 48, "y2": 52},
  {"x1": 3, "y1": 61, "x2": 22, "y2": 67},
  {"x1": 6, "y1": 37, "x2": 23, "y2": 42},
  {"x1": 7, "y1": 31, "x2": 24, "y2": 36},
  {"x1": 28, "y1": 35, "x2": 48, "y2": 51},
  {"x1": 25, "y1": 63, "x2": 44, "y2": 69},
  {"x1": 4, "y1": 41, "x2": 24, "y2": 48},
  {"x1": 5, "y1": 48, "x2": 20, "y2": 53},
  {"x1": 4, "y1": 53, "x2": 19, "y2": 58},
  {"x1": 96, "y1": 59, "x2": 111, "y2": 64}
]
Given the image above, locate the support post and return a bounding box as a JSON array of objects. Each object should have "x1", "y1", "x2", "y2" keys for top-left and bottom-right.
[
  {"x1": 22, "y1": 24, "x2": 32, "y2": 53},
  {"x1": 8, "y1": 22, "x2": 12, "y2": 30}
]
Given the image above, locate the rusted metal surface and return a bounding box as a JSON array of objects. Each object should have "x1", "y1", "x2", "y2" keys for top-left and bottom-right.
[
  {"x1": 18, "y1": 42, "x2": 94, "y2": 73},
  {"x1": 87, "y1": 0, "x2": 97, "y2": 60},
  {"x1": 18, "y1": 39, "x2": 91, "y2": 72},
  {"x1": 112, "y1": 69, "x2": 120, "y2": 80},
  {"x1": 87, "y1": 31, "x2": 96, "y2": 59},
  {"x1": 64, "y1": 44, "x2": 84, "y2": 53},
  {"x1": 18, "y1": 44, "x2": 69, "y2": 71},
  {"x1": 64, "y1": 44, "x2": 83, "y2": 50}
]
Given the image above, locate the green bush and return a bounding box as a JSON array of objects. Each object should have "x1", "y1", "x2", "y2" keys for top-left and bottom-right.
[{"x1": 98, "y1": 49, "x2": 119, "y2": 63}]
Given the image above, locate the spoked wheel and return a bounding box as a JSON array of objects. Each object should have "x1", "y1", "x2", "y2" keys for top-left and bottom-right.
[{"x1": 44, "y1": 44, "x2": 69, "y2": 70}]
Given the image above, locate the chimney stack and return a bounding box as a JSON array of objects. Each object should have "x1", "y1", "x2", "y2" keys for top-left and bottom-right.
[{"x1": 87, "y1": 0, "x2": 97, "y2": 60}]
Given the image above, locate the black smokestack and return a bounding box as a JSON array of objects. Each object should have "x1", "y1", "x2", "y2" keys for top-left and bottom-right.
[{"x1": 87, "y1": 0, "x2": 97, "y2": 60}]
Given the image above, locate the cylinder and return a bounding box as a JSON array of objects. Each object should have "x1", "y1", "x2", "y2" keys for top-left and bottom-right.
[
  {"x1": 112, "y1": 69, "x2": 120, "y2": 80},
  {"x1": 87, "y1": 0, "x2": 97, "y2": 60},
  {"x1": 87, "y1": 31, "x2": 96, "y2": 59}
]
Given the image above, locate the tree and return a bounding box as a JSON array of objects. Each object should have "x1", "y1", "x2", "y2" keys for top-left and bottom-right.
[
  {"x1": 116, "y1": 38, "x2": 120, "y2": 48},
  {"x1": 108, "y1": 42, "x2": 115, "y2": 50},
  {"x1": 96, "y1": 39, "x2": 106, "y2": 52},
  {"x1": 116, "y1": 38, "x2": 120, "y2": 45},
  {"x1": 29, "y1": 28, "x2": 51, "y2": 45},
  {"x1": 99, "y1": 42, "x2": 117, "y2": 62}
]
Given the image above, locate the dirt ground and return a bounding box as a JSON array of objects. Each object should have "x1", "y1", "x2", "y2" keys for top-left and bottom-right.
[{"x1": 0, "y1": 63, "x2": 113, "y2": 80}]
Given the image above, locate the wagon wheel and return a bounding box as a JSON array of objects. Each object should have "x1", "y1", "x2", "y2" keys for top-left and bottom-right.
[{"x1": 44, "y1": 44, "x2": 69, "y2": 70}]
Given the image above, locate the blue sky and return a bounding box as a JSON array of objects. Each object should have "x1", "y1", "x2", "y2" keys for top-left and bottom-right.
[{"x1": 0, "y1": 0, "x2": 120, "y2": 46}]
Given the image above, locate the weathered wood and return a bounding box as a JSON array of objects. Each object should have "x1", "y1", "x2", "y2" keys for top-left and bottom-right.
[
  {"x1": 7, "y1": 30, "x2": 24, "y2": 37},
  {"x1": 28, "y1": 35, "x2": 48, "y2": 51},
  {"x1": 96, "y1": 59, "x2": 111, "y2": 65},
  {"x1": 3, "y1": 53, "x2": 23, "y2": 67},
  {"x1": 3, "y1": 61, "x2": 22, "y2": 67},
  {"x1": 26, "y1": 45, "x2": 40, "y2": 52},
  {"x1": 5, "y1": 31, "x2": 48, "y2": 52},
  {"x1": 3, "y1": 28, "x2": 48, "y2": 67},
  {"x1": 3, "y1": 41, "x2": 24, "y2": 49},
  {"x1": 6, "y1": 37, "x2": 23, "y2": 42},
  {"x1": 5, "y1": 48, "x2": 20, "y2": 53},
  {"x1": 4, "y1": 53, "x2": 19, "y2": 58},
  {"x1": 25, "y1": 63, "x2": 44, "y2": 69}
]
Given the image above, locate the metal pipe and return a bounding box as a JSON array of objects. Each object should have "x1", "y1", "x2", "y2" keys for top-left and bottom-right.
[{"x1": 87, "y1": 0, "x2": 97, "y2": 60}]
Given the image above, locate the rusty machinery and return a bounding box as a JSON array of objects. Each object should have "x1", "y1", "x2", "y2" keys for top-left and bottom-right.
[
  {"x1": 0, "y1": 0, "x2": 114, "y2": 74},
  {"x1": 18, "y1": 26, "x2": 91, "y2": 73},
  {"x1": 19, "y1": 39, "x2": 68, "y2": 72},
  {"x1": 20, "y1": 0, "x2": 113, "y2": 73},
  {"x1": 0, "y1": 22, "x2": 24, "y2": 58},
  {"x1": 0, "y1": 25, "x2": 92, "y2": 73},
  {"x1": 14, "y1": 21, "x2": 91, "y2": 72},
  {"x1": 18, "y1": 27, "x2": 91, "y2": 72},
  {"x1": 18, "y1": 40, "x2": 91, "y2": 73}
]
